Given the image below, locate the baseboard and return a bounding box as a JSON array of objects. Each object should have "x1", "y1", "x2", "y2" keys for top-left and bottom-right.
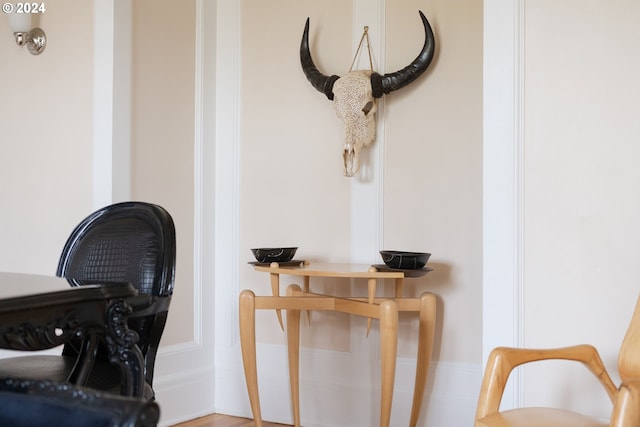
[
  {"x1": 153, "y1": 342, "x2": 216, "y2": 426},
  {"x1": 213, "y1": 343, "x2": 481, "y2": 427}
]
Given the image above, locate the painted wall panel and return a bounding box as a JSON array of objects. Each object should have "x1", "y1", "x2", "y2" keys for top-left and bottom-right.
[
  {"x1": 0, "y1": 1, "x2": 94, "y2": 274},
  {"x1": 131, "y1": 0, "x2": 196, "y2": 347},
  {"x1": 522, "y1": 0, "x2": 640, "y2": 418},
  {"x1": 385, "y1": 0, "x2": 483, "y2": 363}
]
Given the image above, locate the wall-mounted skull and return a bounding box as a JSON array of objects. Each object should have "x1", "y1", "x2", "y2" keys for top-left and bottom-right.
[{"x1": 300, "y1": 11, "x2": 436, "y2": 177}]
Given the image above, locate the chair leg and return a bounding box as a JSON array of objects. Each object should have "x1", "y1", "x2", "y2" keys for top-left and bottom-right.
[{"x1": 67, "y1": 335, "x2": 98, "y2": 385}]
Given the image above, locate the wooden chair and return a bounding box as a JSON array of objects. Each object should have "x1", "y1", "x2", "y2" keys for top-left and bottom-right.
[{"x1": 475, "y1": 296, "x2": 640, "y2": 427}]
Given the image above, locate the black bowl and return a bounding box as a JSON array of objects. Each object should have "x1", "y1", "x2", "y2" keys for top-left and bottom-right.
[
  {"x1": 379, "y1": 250, "x2": 431, "y2": 270},
  {"x1": 251, "y1": 247, "x2": 298, "y2": 263}
]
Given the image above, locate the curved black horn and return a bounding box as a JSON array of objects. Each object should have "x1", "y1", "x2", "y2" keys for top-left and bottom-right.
[
  {"x1": 300, "y1": 18, "x2": 340, "y2": 100},
  {"x1": 370, "y1": 10, "x2": 435, "y2": 98}
]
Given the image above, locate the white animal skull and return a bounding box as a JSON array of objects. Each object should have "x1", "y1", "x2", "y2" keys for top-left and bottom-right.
[
  {"x1": 332, "y1": 71, "x2": 377, "y2": 177},
  {"x1": 301, "y1": 11, "x2": 435, "y2": 177}
]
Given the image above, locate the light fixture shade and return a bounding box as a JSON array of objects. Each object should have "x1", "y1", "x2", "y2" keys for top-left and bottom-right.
[{"x1": 9, "y1": 13, "x2": 31, "y2": 33}]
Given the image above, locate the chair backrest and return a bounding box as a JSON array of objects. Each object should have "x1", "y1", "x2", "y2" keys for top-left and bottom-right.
[
  {"x1": 618, "y1": 295, "x2": 640, "y2": 383},
  {"x1": 57, "y1": 201, "x2": 176, "y2": 387},
  {"x1": 619, "y1": 295, "x2": 640, "y2": 384},
  {"x1": 57, "y1": 202, "x2": 175, "y2": 297}
]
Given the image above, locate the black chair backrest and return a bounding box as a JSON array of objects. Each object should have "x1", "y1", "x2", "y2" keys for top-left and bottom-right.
[
  {"x1": 57, "y1": 202, "x2": 175, "y2": 297},
  {"x1": 56, "y1": 201, "x2": 176, "y2": 386}
]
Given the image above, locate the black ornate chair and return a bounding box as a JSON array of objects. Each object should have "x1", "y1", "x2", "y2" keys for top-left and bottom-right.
[
  {"x1": 0, "y1": 377, "x2": 159, "y2": 427},
  {"x1": 0, "y1": 201, "x2": 176, "y2": 400}
]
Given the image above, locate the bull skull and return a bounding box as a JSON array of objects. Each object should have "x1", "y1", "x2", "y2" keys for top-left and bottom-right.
[{"x1": 300, "y1": 11, "x2": 436, "y2": 177}]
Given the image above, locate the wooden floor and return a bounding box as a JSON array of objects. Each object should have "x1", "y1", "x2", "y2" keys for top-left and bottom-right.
[{"x1": 171, "y1": 414, "x2": 292, "y2": 427}]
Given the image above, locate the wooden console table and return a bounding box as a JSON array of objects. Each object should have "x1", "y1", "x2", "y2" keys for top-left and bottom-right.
[{"x1": 239, "y1": 262, "x2": 436, "y2": 427}]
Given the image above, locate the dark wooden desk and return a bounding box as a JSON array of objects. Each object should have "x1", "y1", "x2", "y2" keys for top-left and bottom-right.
[{"x1": 0, "y1": 272, "x2": 145, "y2": 396}]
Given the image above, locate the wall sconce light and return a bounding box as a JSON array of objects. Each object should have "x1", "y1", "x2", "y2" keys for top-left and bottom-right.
[{"x1": 9, "y1": 13, "x2": 46, "y2": 55}]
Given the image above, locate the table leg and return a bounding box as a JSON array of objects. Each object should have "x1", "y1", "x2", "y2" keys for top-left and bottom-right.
[
  {"x1": 379, "y1": 299, "x2": 398, "y2": 427},
  {"x1": 303, "y1": 276, "x2": 311, "y2": 325},
  {"x1": 239, "y1": 290, "x2": 263, "y2": 427},
  {"x1": 285, "y1": 285, "x2": 302, "y2": 427},
  {"x1": 394, "y1": 277, "x2": 404, "y2": 299},
  {"x1": 270, "y1": 272, "x2": 284, "y2": 331},
  {"x1": 409, "y1": 292, "x2": 437, "y2": 427},
  {"x1": 366, "y1": 274, "x2": 377, "y2": 336}
]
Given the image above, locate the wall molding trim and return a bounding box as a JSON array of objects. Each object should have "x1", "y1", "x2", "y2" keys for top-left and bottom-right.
[
  {"x1": 482, "y1": 0, "x2": 525, "y2": 410},
  {"x1": 213, "y1": 0, "x2": 241, "y2": 351},
  {"x1": 350, "y1": 0, "x2": 386, "y2": 265},
  {"x1": 153, "y1": 1, "x2": 217, "y2": 424},
  {"x1": 154, "y1": 341, "x2": 215, "y2": 425},
  {"x1": 92, "y1": 0, "x2": 132, "y2": 207}
]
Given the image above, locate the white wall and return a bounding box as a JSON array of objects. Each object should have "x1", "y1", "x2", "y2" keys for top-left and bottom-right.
[
  {"x1": 213, "y1": 0, "x2": 483, "y2": 426},
  {"x1": 484, "y1": 0, "x2": 640, "y2": 420},
  {"x1": 129, "y1": 1, "x2": 216, "y2": 425},
  {"x1": 523, "y1": 0, "x2": 640, "y2": 417},
  {"x1": 0, "y1": 1, "x2": 94, "y2": 274},
  {"x1": 131, "y1": 0, "x2": 196, "y2": 349},
  {"x1": 1, "y1": 0, "x2": 483, "y2": 425},
  {"x1": 3, "y1": 1, "x2": 480, "y2": 426},
  {"x1": 0, "y1": 2, "x2": 215, "y2": 425},
  {"x1": 5, "y1": 0, "x2": 640, "y2": 425}
]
